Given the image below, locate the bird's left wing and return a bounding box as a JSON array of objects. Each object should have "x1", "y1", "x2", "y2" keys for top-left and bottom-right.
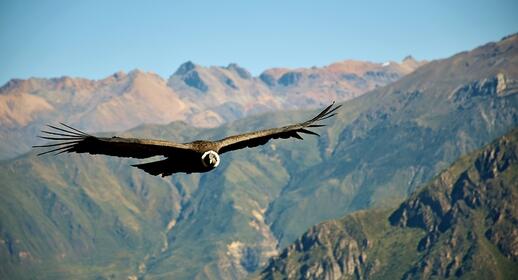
[
  {"x1": 215, "y1": 102, "x2": 340, "y2": 154},
  {"x1": 33, "y1": 123, "x2": 196, "y2": 159}
]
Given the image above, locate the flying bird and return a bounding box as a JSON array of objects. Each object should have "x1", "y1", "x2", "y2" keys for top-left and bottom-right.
[{"x1": 33, "y1": 103, "x2": 340, "y2": 177}]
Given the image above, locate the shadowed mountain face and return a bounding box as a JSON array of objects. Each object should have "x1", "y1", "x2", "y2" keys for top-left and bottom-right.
[
  {"x1": 0, "y1": 35, "x2": 517, "y2": 279},
  {"x1": 0, "y1": 58, "x2": 422, "y2": 160},
  {"x1": 259, "y1": 128, "x2": 518, "y2": 280}
]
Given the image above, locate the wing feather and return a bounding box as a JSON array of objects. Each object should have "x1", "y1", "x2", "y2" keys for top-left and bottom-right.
[
  {"x1": 33, "y1": 124, "x2": 196, "y2": 159},
  {"x1": 216, "y1": 102, "x2": 340, "y2": 154}
]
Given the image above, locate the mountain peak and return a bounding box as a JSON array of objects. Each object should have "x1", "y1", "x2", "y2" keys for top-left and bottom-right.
[
  {"x1": 402, "y1": 55, "x2": 416, "y2": 62},
  {"x1": 128, "y1": 68, "x2": 144, "y2": 76},
  {"x1": 225, "y1": 63, "x2": 252, "y2": 79},
  {"x1": 112, "y1": 70, "x2": 126, "y2": 80},
  {"x1": 174, "y1": 61, "x2": 197, "y2": 75}
]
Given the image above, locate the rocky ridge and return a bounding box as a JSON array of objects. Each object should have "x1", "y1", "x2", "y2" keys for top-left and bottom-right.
[
  {"x1": 259, "y1": 128, "x2": 518, "y2": 280},
  {"x1": 0, "y1": 35, "x2": 517, "y2": 279},
  {"x1": 0, "y1": 58, "x2": 424, "y2": 159}
]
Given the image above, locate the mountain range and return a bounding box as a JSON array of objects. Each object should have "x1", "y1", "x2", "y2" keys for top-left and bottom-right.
[
  {"x1": 0, "y1": 57, "x2": 423, "y2": 160},
  {"x1": 259, "y1": 127, "x2": 518, "y2": 279},
  {"x1": 0, "y1": 34, "x2": 517, "y2": 279}
]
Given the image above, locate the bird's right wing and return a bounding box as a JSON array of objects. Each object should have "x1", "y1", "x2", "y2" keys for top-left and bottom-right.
[
  {"x1": 215, "y1": 102, "x2": 340, "y2": 154},
  {"x1": 33, "y1": 123, "x2": 196, "y2": 159}
]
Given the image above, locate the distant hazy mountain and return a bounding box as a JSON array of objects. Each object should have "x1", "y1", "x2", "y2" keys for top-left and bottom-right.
[
  {"x1": 0, "y1": 35, "x2": 516, "y2": 280},
  {"x1": 259, "y1": 128, "x2": 518, "y2": 280},
  {"x1": 0, "y1": 58, "x2": 422, "y2": 160}
]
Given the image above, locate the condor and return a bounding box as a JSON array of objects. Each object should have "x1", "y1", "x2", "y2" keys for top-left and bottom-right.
[{"x1": 34, "y1": 103, "x2": 340, "y2": 177}]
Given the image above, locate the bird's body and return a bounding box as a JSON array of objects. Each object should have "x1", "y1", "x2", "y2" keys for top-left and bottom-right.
[{"x1": 33, "y1": 103, "x2": 340, "y2": 177}]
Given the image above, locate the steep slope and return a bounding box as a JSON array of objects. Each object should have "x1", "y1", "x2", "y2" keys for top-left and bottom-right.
[
  {"x1": 259, "y1": 128, "x2": 518, "y2": 280},
  {"x1": 0, "y1": 35, "x2": 516, "y2": 279},
  {"x1": 0, "y1": 113, "x2": 312, "y2": 279},
  {"x1": 0, "y1": 58, "x2": 422, "y2": 160},
  {"x1": 266, "y1": 33, "x2": 518, "y2": 247},
  {"x1": 0, "y1": 122, "x2": 203, "y2": 279}
]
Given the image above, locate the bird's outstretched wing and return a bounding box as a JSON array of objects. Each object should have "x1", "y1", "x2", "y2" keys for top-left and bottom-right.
[
  {"x1": 33, "y1": 123, "x2": 196, "y2": 159},
  {"x1": 215, "y1": 102, "x2": 341, "y2": 154}
]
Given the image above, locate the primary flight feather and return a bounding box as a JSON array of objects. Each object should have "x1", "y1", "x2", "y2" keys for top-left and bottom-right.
[{"x1": 33, "y1": 102, "x2": 340, "y2": 177}]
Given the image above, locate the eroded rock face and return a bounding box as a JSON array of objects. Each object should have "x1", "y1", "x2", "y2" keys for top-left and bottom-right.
[
  {"x1": 259, "y1": 129, "x2": 518, "y2": 280},
  {"x1": 389, "y1": 132, "x2": 518, "y2": 278},
  {"x1": 182, "y1": 71, "x2": 209, "y2": 92},
  {"x1": 450, "y1": 74, "x2": 518, "y2": 104},
  {"x1": 262, "y1": 218, "x2": 371, "y2": 280},
  {"x1": 278, "y1": 72, "x2": 303, "y2": 87}
]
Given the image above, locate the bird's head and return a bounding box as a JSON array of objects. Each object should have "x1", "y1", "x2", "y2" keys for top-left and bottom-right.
[{"x1": 201, "y1": 150, "x2": 220, "y2": 168}]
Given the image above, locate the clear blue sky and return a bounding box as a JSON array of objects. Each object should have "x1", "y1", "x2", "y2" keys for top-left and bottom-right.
[{"x1": 1, "y1": 0, "x2": 517, "y2": 85}]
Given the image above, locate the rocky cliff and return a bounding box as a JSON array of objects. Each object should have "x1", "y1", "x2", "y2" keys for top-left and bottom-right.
[
  {"x1": 0, "y1": 35, "x2": 517, "y2": 279},
  {"x1": 259, "y1": 128, "x2": 518, "y2": 279}
]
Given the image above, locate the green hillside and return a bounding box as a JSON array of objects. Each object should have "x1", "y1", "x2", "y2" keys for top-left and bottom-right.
[
  {"x1": 259, "y1": 128, "x2": 518, "y2": 279},
  {"x1": 267, "y1": 34, "x2": 518, "y2": 247},
  {"x1": 0, "y1": 35, "x2": 517, "y2": 279},
  {"x1": 0, "y1": 122, "x2": 201, "y2": 279}
]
